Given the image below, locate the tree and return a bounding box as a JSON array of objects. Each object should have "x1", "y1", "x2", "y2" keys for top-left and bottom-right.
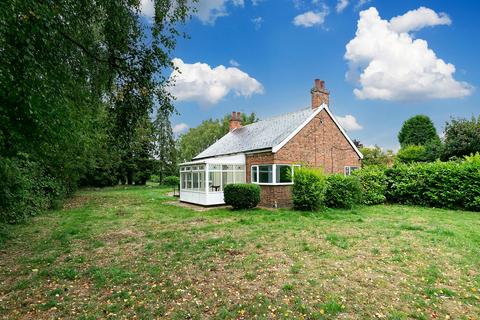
[
  {"x1": 177, "y1": 113, "x2": 258, "y2": 163},
  {"x1": 359, "y1": 146, "x2": 394, "y2": 167},
  {"x1": 154, "y1": 108, "x2": 177, "y2": 183},
  {"x1": 442, "y1": 116, "x2": 480, "y2": 160},
  {"x1": 396, "y1": 145, "x2": 428, "y2": 164},
  {"x1": 398, "y1": 115, "x2": 440, "y2": 147}
]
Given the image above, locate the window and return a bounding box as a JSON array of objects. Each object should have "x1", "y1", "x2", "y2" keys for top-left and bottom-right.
[
  {"x1": 259, "y1": 165, "x2": 273, "y2": 183},
  {"x1": 251, "y1": 164, "x2": 300, "y2": 185},
  {"x1": 344, "y1": 166, "x2": 360, "y2": 176},
  {"x1": 276, "y1": 165, "x2": 293, "y2": 183},
  {"x1": 180, "y1": 164, "x2": 206, "y2": 191}
]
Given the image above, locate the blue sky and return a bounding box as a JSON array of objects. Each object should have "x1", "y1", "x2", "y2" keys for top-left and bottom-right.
[{"x1": 144, "y1": 0, "x2": 479, "y2": 151}]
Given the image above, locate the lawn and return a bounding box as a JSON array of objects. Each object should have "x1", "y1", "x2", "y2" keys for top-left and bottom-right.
[{"x1": 0, "y1": 186, "x2": 479, "y2": 319}]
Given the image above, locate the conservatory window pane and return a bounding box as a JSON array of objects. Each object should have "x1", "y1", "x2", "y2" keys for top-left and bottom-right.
[
  {"x1": 276, "y1": 165, "x2": 293, "y2": 183},
  {"x1": 187, "y1": 172, "x2": 192, "y2": 189},
  {"x1": 234, "y1": 171, "x2": 245, "y2": 183},
  {"x1": 222, "y1": 171, "x2": 235, "y2": 188},
  {"x1": 193, "y1": 172, "x2": 199, "y2": 189},
  {"x1": 209, "y1": 164, "x2": 221, "y2": 171},
  {"x1": 199, "y1": 172, "x2": 205, "y2": 190},
  {"x1": 209, "y1": 171, "x2": 221, "y2": 192},
  {"x1": 259, "y1": 165, "x2": 273, "y2": 183}
]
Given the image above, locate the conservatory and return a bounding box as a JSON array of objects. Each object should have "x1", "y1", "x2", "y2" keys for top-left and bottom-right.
[{"x1": 179, "y1": 154, "x2": 246, "y2": 206}]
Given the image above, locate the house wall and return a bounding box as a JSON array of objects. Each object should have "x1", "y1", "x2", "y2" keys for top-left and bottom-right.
[{"x1": 246, "y1": 108, "x2": 361, "y2": 208}]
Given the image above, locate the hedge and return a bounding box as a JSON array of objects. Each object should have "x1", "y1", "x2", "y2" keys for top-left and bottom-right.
[
  {"x1": 385, "y1": 160, "x2": 480, "y2": 211},
  {"x1": 325, "y1": 174, "x2": 362, "y2": 209},
  {"x1": 292, "y1": 167, "x2": 327, "y2": 211},
  {"x1": 224, "y1": 184, "x2": 261, "y2": 210},
  {"x1": 353, "y1": 166, "x2": 387, "y2": 205}
]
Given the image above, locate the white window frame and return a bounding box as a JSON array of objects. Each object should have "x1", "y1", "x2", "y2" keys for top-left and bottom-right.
[
  {"x1": 250, "y1": 164, "x2": 300, "y2": 185},
  {"x1": 344, "y1": 166, "x2": 360, "y2": 176}
]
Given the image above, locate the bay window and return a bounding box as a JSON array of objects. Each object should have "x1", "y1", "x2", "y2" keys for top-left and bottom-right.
[{"x1": 251, "y1": 164, "x2": 300, "y2": 185}]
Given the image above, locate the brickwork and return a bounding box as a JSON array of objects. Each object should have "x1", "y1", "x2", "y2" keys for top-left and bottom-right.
[{"x1": 245, "y1": 108, "x2": 361, "y2": 208}]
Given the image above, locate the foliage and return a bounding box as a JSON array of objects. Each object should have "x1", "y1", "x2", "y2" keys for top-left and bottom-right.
[
  {"x1": 154, "y1": 108, "x2": 177, "y2": 183},
  {"x1": 360, "y1": 146, "x2": 394, "y2": 167},
  {"x1": 223, "y1": 184, "x2": 260, "y2": 210},
  {"x1": 353, "y1": 166, "x2": 387, "y2": 205},
  {"x1": 385, "y1": 161, "x2": 480, "y2": 211},
  {"x1": 163, "y1": 176, "x2": 180, "y2": 187},
  {"x1": 398, "y1": 115, "x2": 440, "y2": 147},
  {"x1": 325, "y1": 174, "x2": 362, "y2": 209},
  {"x1": 0, "y1": 0, "x2": 193, "y2": 221},
  {"x1": 177, "y1": 113, "x2": 258, "y2": 162},
  {"x1": 292, "y1": 167, "x2": 327, "y2": 211},
  {"x1": 396, "y1": 145, "x2": 428, "y2": 163},
  {"x1": 442, "y1": 116, "x2": 480, "y2": 160}
]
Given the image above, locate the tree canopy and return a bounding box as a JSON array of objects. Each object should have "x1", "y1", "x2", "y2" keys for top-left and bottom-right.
[
  {"x1": 442, "y1": 116, "x2": 480, "y2": 160},
  {"x1": 398, "y1": 115, "x2": 440, "y2": 147}
]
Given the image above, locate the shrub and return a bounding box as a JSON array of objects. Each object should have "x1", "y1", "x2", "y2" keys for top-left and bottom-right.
[
  {"x1": 353, "y1": 166, "x2": 387, "y2": 205},
  {"x1": 396, "y1": 145, "x2": 428, "y2": 164},
  {"x1": 292, "y1": 167, "x2": 326, "y2": 211},
  {"x1": 163, "y1": 176, "x2": 180, "y2": 187},
  {"x1": 224, "y1": 184, "x2": 260, "y2": 210},
  {"x1": 325, "y1": 174, "x2": 362, "y2": 209},
  {"x1": 385, "y1": 160, "x2": 480, "y2": 211}
]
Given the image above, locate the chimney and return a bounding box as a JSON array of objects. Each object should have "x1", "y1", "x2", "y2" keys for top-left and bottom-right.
[
  {"x1": 229, "y1": 111, "x2": 242, "y2": 131},
  {"x1": 311, "y1": 79, "x2": 329, "y2": 109}
]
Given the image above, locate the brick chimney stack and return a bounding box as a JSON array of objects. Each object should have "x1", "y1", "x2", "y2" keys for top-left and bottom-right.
[
  {"x1": 229, "y1": 111, "x2": 242, "y2": 131},
  {"x1": 311, "y1": 79, "x2": 329, "y2": 109}
]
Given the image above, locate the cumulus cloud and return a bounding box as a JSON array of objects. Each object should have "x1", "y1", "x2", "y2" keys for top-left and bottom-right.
[
  {"x1": 293, "y1": 6, "x2": 329, "y2": 27},
  {"x1": 335, "y1": 114, "x2": 363, "y2": 131},
  {"x1": 390, "y1": 6, "x2": 451, "y2": 33},
  {"x1": 172, "y1": 123, "x2": 189, "y2": 134},
  {"x1": 336, "y1": 0, "x2": 349, "y2": 13},
  {"x1": 169, "y1": 58, "x2": 264, "y2": 105},
  {"x1": 344, "y1": 7, "x2": 473, "y2": 101}
]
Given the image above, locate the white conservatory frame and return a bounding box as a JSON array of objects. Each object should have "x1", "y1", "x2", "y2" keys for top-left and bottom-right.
[{"x1": 179, "y1": 154, "x2": 246, "y2": 206}]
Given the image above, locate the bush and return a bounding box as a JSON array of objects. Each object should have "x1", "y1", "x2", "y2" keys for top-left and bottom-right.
[
  {"x1": 385, "y1": 160, "x2": 480, "y2": 211},
  {"x1": 396, "y1": 145, "x2": 428, "y2": 164},
  {"x1": 292, "y1": 167, "x2": 327, "y2": 211},
  {"x1": 353, "y1": 166, "x2": 387, "y2": 205},
  {"x1": 163, "y1": 176, "x2": 180, "y2": 187},
  {"x1": 325, "y1": 174, "x2": 362, "y2": 209},
  {"x1": 0, "y1": 156, "x2": 67, "y2": 223},
  {"x1": 224, "y1": 184, "x2": 260, "y2": 210}
]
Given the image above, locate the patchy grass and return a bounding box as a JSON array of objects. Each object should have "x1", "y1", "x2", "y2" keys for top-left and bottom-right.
[{"x1": 0, "y1": 185, "x2": 479, "y2": 319}]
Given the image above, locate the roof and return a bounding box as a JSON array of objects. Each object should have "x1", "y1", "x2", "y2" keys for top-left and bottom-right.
[
  {"x1": 194, "y1": 107, "x2": 318, "y2": 159},
  {"x1": 193, "y1": 105, "x2": 363, "y2": 160}
]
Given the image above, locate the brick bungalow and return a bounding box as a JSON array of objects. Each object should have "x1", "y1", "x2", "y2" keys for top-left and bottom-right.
[{"x1": 179, "y1": 79, "x2": 363, "y2": 207}]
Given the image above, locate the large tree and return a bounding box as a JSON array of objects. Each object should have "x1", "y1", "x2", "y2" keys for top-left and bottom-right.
[
  {"x1": 154, "y1": 108, "x2": 177, "y2": 183},
  {"x1": 0, "y1": 0, "x2": 194, "y2": 222},
  {"x1": 177, "y1": 113, "x2": 259, "y2": 163},
  {"x1": 398, "y1": 115, "x2": 440, "y2": 147},
  {"x1": 442, "y1": 116, "x2": 480, "y2": 160}
]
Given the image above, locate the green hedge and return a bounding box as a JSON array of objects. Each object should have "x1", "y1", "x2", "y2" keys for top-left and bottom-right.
[
  {"x1": 325, "y1": 174, "x2": 362, "y2": 209},
  {"x1": 0, "y1": 156, "x2": 68, "y2": 223},
  {"x1": 292, "y1": 168, "x2": 327, "y2": 211},
  {"x1": 353, "y1": 166, "x2": 387, "y2": 205},
  {"x1": 224, "y1": 184, "x2": 260, "y2": 210},
  {"x1": 385, "y1": 160, "x2": 480, "y2": 211}
]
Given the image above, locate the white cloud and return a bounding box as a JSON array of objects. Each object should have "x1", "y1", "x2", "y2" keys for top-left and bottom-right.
[
  {"x1": 390, "y1": 6, "x2": 451, "y2": 33},
  {"x1": 169, "y1": 58, "x2": 264, "y2": 105},
  {"x1": 140, "y1": 0, "x2": 155, "y2": 18},
  {"x1": 344, "y1": 7, "x2": 473, "y2": 101},
  {"x1": 293, "y1": 6, "x2": 329, "y2": 27},
  {"x1": 355, "y1": 0, "x2": 371, "y2": 10},
  {"x1": 229, "y1": 59, "x2": 240, "y2": 67},
  {"x1": 336, "y1": 114, "x2": 363, "y2": 131},
  {"x1": 195, "y1": 0, "x2": 245, "y2": 25},
  {"x1": 172, "y1": 123, "x2": 189, "y2": 134},
  {"x1": 336, "y1": 0, "x2": 349, "y2": 13},
  {"x1": 251, "y1": 16, "x2": 263, "y2": 30}
]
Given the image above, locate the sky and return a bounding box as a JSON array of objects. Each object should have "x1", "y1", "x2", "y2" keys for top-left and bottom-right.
[{"x1": 143, "y1": 0, "x2": 479, "y2": 151}]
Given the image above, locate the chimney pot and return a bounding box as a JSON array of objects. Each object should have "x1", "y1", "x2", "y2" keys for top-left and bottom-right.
[
  {"x1": 311, "y1": 78, "x2": 329, "y2": 109},
  {"x1": 229, "y1": 111, "x2": 242, "y2": 131}
]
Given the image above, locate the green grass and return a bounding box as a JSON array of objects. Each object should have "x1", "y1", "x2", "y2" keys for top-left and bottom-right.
[{"x1": 0, "y1": 185, "x2": 479, "y2": 319}]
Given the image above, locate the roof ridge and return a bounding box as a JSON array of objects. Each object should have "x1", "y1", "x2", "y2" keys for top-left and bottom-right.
[{"x1": 239, "y1": 107, "x2": 311, "y2": 129}]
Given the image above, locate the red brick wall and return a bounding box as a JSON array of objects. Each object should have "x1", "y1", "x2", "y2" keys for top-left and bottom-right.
[{"x1": 245, "y1": 108, "x2": 361, "y2": 208}]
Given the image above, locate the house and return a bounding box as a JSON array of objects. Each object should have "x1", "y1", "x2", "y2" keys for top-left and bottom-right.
[{"x1": 179, "y1": 79, "x2": 363, "y2": 207}]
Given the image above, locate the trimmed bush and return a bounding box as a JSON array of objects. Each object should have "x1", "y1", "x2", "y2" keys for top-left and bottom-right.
[
  {"x1": 353, "y1": 166, "x2": 387, "y2": 205},
  {"x1": 325, "y1": 174, "x2": 362, "y2": 209},
  {"x1": 224, "y1": 184, "x2": 260, "y2": 210},
  {"x1": 163, "y1": 176, "x2": 180, "y2": 187},
  {"x1": 292, "y1": 167, "x2": 327, "y2": 211},
  {"x1": 385, "y1": 160, "x2": 480, "y2": 211}
]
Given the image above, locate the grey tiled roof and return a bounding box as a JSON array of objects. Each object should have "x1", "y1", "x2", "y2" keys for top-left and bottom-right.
[{"x1": 194, "y1": 107, "x2": 316, "y2": 159}]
